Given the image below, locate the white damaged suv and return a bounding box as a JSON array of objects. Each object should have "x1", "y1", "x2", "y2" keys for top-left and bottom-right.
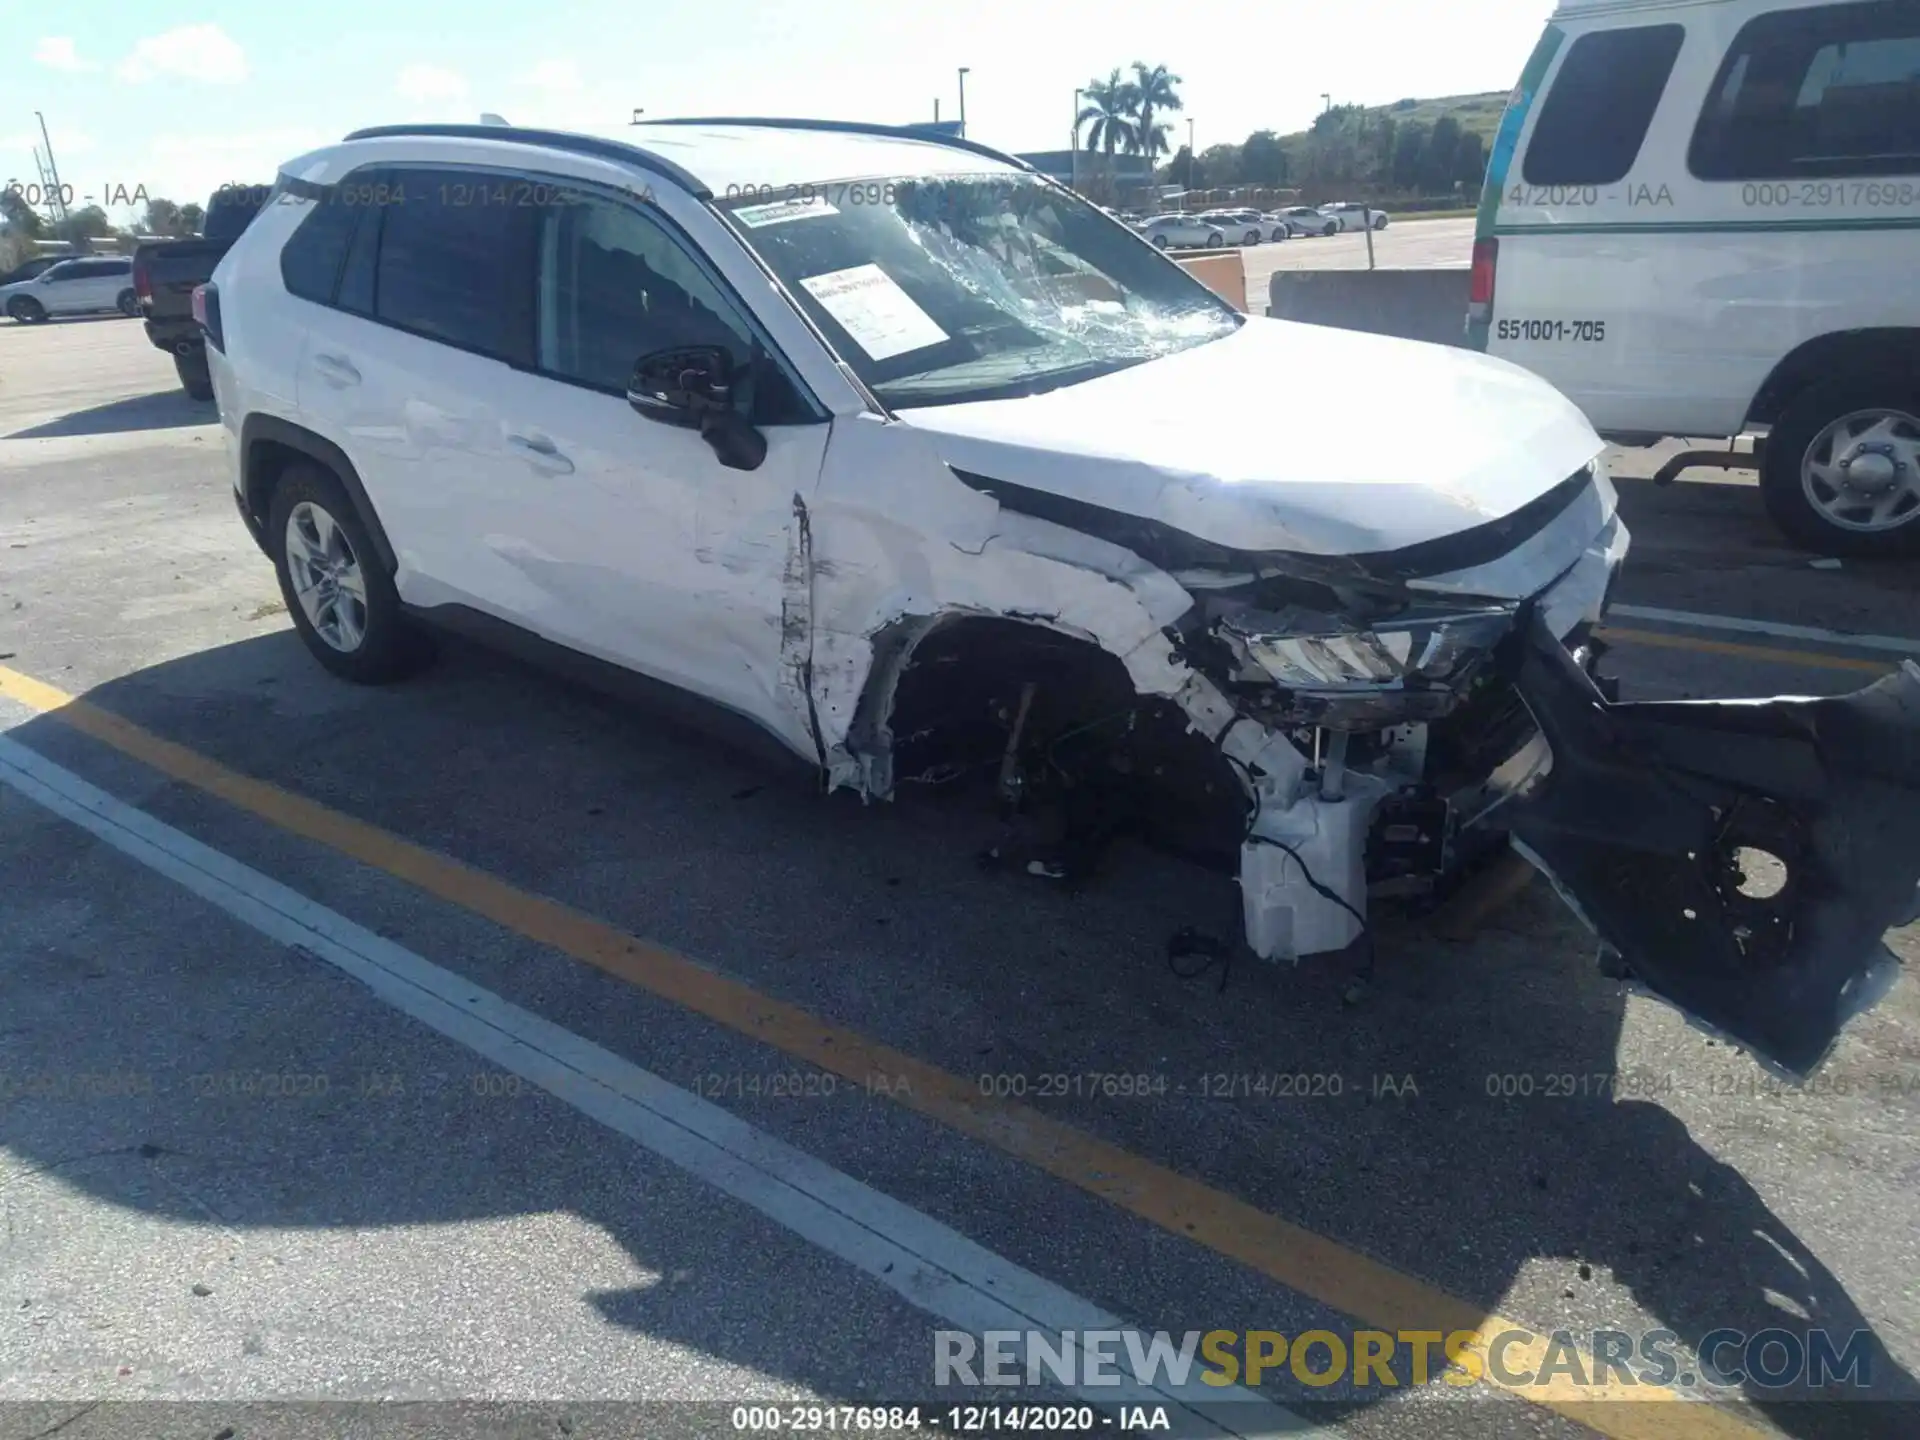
[{"x1": 204, "y1": 118, "x2": 1920, "y2": 1078}]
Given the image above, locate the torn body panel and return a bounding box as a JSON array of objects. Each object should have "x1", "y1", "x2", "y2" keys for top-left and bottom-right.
[{"x1": 1507, "y1": 616, "x2": 1920, "y2": 1078}]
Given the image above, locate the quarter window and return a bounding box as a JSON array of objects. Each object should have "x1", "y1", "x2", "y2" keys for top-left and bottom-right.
[
  {"x1": 280, "y1": 196, "x2": 361, "y2": 304},
  {"x1": 1691, "y1": 0, "x2": 1920, "y2": 179},
  {"x1": 1522, "y1": 25, "x2": 1687, "y2": 185}
]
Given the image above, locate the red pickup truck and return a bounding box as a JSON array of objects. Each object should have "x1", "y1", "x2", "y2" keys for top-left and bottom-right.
[{"x1": 132, "y1": 183, "x2": 271, "y2": 398}]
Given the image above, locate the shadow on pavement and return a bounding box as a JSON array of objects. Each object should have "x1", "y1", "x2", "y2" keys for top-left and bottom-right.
[
  {"x1": 2, "y1": 629, "x2": 1915, "y2": 1437},
  {"x1": 7, "y1": 388, "x2": 211, "y2": 440}
]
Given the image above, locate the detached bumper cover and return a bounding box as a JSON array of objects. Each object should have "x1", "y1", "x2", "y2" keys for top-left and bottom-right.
[{"x1": 1509, "y1": 615, "x2": 1920, "y2": 1078}]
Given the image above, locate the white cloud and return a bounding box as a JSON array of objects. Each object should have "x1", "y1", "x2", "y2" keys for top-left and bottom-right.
[
  {"x1": 396, "y1": 63, "x2": 470, "y2": 106},
  {"x1": 34, "y1": 37, "x2": 98, "y2": 73},
  {"x1": 517, "y1": 59, "x2": 583, "y2": 93},
  {"x1": 117, "y1": 25, "x2": 248, "y2": 84}
]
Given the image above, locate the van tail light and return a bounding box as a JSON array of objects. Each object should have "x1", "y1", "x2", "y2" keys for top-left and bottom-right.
[
  {"x1": 192, "y1": 282, "x2": 224, "y2": 352},
  {"x1": 1468, "y1": 237, "x2": 1498, "y2": 322}
]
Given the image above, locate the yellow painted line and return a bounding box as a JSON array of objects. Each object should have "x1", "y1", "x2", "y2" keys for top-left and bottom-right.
[
  {"x1": 1597, "y1": 625, "x2": 1890, "y2": 675},
  {"x1": 0, "y1": 662, "x2": 1766, "y2": 1440}
]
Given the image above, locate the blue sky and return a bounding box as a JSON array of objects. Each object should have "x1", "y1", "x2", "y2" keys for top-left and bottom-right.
[{"x1": 10, "y1": 1, "x2": 1554, "y2": 221}]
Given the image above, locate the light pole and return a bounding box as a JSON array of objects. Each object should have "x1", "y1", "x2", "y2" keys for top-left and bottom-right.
[
  {"x1": 1186, "y1": 117, "x2": 1196, "y2": 192},
  {"x1": 629, "y1": 108, "x2": 645, "y2": 125},
  {"x1": 1071, "y1": 88, "x2": 1082, "y2": 193},
  {"x1": 957, "y1": 67, "x2": 970, "y2": 138},
  {"x1": 1321, "y1": 93, "x2": 1332, "y2": 114}
]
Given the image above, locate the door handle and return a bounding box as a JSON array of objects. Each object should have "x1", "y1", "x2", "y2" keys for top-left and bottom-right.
[
  {"x1": 507, "y1": 432, "x2": 575, "y2": 475},
  {"x1": 311, "y1": 352, "x2": 360, "y2": 387}
]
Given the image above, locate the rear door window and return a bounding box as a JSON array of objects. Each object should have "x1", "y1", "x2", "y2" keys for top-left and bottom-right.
[
  {"x1": 280, "y1": 196, "x2": 361, "y2": 305},
  {"x1": 1522, "y1": 24, "x2": 1687, "y2": 185},
  {"x1": 372, "y1": 169, "x2": 535, "y2": 363},
  {"x1": 1690, "y1": 0, "x2": 1920, "y2": 178}
]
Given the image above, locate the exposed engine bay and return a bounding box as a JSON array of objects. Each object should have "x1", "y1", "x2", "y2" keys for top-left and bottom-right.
[{"x1": 836, "y1": 461, "x2": 1920, "y2": 1081}]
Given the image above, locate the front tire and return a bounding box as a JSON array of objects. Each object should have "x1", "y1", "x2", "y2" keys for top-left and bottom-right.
[
  {"x1": 7, "y1": 296, "x2": 47, "y2": 324},
  {"x1": 1760, "y1": 377, "x2": 1920, "y2": 556},
  {"x1": 174, "y1": 348, "x2": 214, "y2": 401},
  {"x1": 268, "y1": 464, "x2": 434, "y2": 683},
  {"x1": 117, "y1": 289, "x2": 140, "y2": 317}
]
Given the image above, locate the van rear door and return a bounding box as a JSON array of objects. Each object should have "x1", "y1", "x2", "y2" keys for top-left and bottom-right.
[{"x1": 1473, "y1": 15, "x2": 1692, "y2": 435}]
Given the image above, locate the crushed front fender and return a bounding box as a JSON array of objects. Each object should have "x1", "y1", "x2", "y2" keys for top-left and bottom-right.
[{"x1": 1507, "y1": 614, "x2": 1920, "y2": 1078}]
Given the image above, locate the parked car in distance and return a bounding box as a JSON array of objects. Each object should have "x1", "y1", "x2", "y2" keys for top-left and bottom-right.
[
  {"x1": 0, "y1": 253, "x2": 77, "y2": 289},
  {"x1": 0, "y1": 254, "x2": 137, "y2": 322},
  {"x1": 133, "y1": 182, "x2": 274, "y2": 398},
  {"x1": 1280, "y1": 205, "x2": 1337, "y2": 236},
  {"x1": 1137, "y1": 212, "x2": 1226, "y2": 249},
  {"x1": 1197, "y1": 210, "x2": 1269, "y2": 246},
  {"x1": 197, "y1": 116, "x2": 1920, "y2": 1079},
  {"x1": 1321, "y1": 201, "x2": 1389, "y2": 231}
]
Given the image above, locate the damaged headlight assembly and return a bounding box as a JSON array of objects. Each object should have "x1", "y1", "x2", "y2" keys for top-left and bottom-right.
[{"x1": 1220, "y1": 602, "x2": 1517, "y2": 725}]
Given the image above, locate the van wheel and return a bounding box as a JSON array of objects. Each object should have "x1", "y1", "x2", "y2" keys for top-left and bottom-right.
[
  {"x1": 117, "y1": 289, "x2": 140, "y2": 317},
  {"x1": 7, "y1": 296, "x2": 46, "y2": 323},
  {"x1": 269, "y1": 464, "x2": 435, "y2": 683},
  {"x1": 1761, "y1": 378, "x2": 1920, "y2": 555}
]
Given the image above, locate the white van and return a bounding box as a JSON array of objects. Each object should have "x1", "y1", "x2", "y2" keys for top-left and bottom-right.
[{"x1": 1470, "y1": 0, "x2": 1920, "y2": 554}]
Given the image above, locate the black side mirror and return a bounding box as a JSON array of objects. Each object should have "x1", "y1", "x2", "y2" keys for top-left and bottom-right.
[{"x1": 627, "y1": 344, "x2": 767, "y2": 471}]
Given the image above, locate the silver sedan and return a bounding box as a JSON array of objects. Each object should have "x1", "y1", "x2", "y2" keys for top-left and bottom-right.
[{"x1": 1135, "y1": 214, "x2": 1227, "y2": 250}]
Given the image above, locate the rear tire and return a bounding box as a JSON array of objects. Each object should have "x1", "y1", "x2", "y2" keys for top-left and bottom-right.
[
  {"x1": 7, "y1": 296, "x2": 47, "y2": 324},
  {"x1": 117, "y1": 289, "x2": 140, "y2": 317},
  {"x1": 268, "y1": 464, "x2": 435, "y2": 684},
  {"x1": 1204, "y1": 232, "x2": 1224, "y2": 248},
  {"x1": 174, "y1": 348, "x2": 215, "y2": 402},
  {"x1": 1244, "y1": 229, "x2": 1261, "y2": 246},
  {"x1": 1153, "y1": 234, "x2": 1169, "y2": 250},
  {"x1": 1760, "y1": 376, "x2": 1920, "y2": 556}
]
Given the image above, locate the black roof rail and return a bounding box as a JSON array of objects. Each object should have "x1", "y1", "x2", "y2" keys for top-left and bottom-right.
[
  {"x1": 637, "y1": 116, "x2": 1041, "y2": 175},
  {"x1": 339, "y1": 124, "x2": 711, "y2": 197}
]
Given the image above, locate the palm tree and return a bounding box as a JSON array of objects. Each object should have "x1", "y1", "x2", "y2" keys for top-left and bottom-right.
[
  {"x1": 1128, "y1": 62, "x2": 1184, "y2": 165},
  {"x1": 1076, "y1": 70, "x2": 1138, "y2": 187}
]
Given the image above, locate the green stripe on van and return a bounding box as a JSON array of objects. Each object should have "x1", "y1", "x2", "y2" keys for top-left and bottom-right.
[
  {"x1": 1470, "y1": 24, "x2": 1564, "y2": 350},
  {"x1": 1492, "y1": 215, "x2": 1920, "y2": 235},
  {"x1": 1474, "y1": 25, "x2": 1565, "y2": 241}
]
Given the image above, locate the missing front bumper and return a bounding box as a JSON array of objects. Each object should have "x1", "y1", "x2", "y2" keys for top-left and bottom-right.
[{"x1": 1508, "y1": 614, "x2": 1920, "y2": 1078}]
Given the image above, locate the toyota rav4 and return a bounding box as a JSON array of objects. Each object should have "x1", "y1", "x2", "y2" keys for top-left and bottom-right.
[{"x1": 204, "y1": 118, "x2": 1920, "y2": 1078}]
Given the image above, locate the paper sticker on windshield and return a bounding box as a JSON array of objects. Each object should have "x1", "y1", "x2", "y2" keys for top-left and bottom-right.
[
  {"x1": 733, "y1": 198, "x2": 839, "y2": 228},
  {"x1": 799, "y1": 264, "x2": 948, "y2": 361}
]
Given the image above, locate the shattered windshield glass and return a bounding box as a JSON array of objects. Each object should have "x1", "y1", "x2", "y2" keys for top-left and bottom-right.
[{"x1": 717, "y1": 175, "x2": 1242, "y2": 407}]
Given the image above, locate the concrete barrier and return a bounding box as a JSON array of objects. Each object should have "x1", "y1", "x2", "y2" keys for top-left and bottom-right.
[
  {"x1": 1173, "y1": 251, "x2": 1247, "y2": 312},
  {"x1": 1266, "y1": 268, "x2": 1470, "y2": 347}
]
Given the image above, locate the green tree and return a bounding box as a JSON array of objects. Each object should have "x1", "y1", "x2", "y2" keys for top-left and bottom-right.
[
  {"x1": 1076, "y1": 69, "x2": 1138, "y2": 186},
  {"x1": 1128, "y1": 61, "x2": 1183, "y2": 165},
  {"x1": 1453, "y1": 129, "x2": 1489, "y2": 189},
  {"x1": 1, "y1": 186, "x2": 47, "y2": 239},
  {"x1": 1164, "y1": 145, "x2": 1207, "y2": 190},
  {"x1": 53, "y1": 205, "x2": 112, "y2": 245},
  {"x1": 1420, "y1": 115, "x2": 1463, "y2": 193},
  {"x1": 178, "y1": 202, "x2": 206, "y2": 234},
  {"x1": 1239, "y1": 130, "x2": 1289, "y2": 186},
  {"x1": 142, "y1": 197, "x2": 184, "y2": 236},
  {"x1": 1391, "y1": 121, "x2": 1430, "y2": 191}
]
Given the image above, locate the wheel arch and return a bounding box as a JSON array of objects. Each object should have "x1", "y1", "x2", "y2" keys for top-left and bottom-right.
[
  {"x1": 1746, "y1": 328, "x2": 1920, "y2": 429},
  {"x1": 239, "y1": 414, "x2": 398, "y2": 575}
]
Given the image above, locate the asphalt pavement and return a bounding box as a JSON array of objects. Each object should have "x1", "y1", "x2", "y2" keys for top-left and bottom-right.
[{"x1": 2, "y1": 307, "x2": 1918, "y2": 1440}]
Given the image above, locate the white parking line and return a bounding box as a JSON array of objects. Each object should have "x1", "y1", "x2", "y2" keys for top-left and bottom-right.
[
  {"x1": 1608, "y1": 603, "x2": 1920, "y2": 658},
  {"x1": 0, "y1": 732, "x2": 1319, "y2": 1438}
]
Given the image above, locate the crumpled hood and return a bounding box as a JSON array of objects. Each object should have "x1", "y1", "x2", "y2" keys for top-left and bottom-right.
[{"x1": 895, "y1": 315, "x2": 1606, "y2": 559}]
